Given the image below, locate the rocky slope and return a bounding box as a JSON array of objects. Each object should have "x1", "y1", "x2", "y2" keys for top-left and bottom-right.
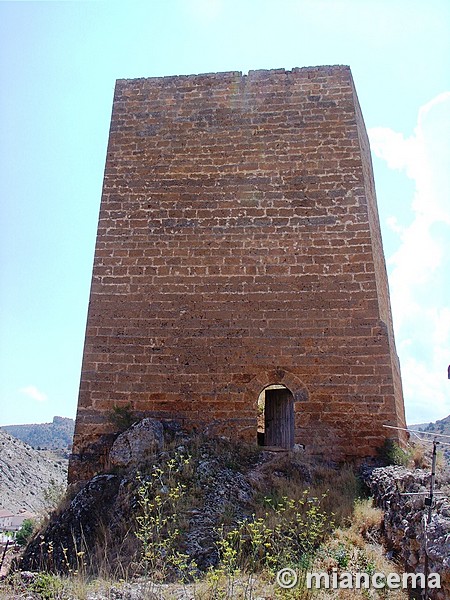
[
  {"x1": 1, "y1": 416, "x2": 74, "y2": 452},
  {"x1": 0, "y1": 431, "x2": 68, "y2": 513}
]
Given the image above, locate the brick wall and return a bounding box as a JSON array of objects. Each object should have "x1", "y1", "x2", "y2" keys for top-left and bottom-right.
[{"x1": 69, "y1": 66, "x2": 407, "y2": 483}]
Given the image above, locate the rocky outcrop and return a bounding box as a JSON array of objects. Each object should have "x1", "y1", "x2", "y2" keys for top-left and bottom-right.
[
  {"x1": 20, "y1": 474, "x2": 122, "y2": 573},
  {"x1": 109, "y1": 418, "x2": 164, "y2": 469},
  {"x1": 19, "y1": 424, "x2": 260, "y2": 575},
  {"x1": 365, "y1": 465, "x2": 450, "y2": 600},
  {"x1": 181, "y1": 457, "x2": 254, "y2": 570}
]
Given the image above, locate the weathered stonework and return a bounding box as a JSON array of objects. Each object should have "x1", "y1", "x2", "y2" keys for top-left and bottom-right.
[
  {"x1": 366, "y1": 466, "x2": 450, "y2": 600},
  {"x1": 69, "y1": 66, "x2": 407, "y2": 483}
]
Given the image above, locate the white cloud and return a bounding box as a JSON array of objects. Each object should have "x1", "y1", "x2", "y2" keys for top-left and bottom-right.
[
  {"x1": 401, "y1": 356, "x2": 447, "y2": 424},
  {"x1": 386, "y1": 215, "x2": 404, "y2": 235},
  {"x1": 19, "y1": 385, "x2": 48, "y2": 403},
  {"x1": 369, "y1": 92, "x2": 450, "y2": 423}
]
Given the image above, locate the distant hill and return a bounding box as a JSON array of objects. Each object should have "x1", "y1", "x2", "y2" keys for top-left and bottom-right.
[
  {"x1": 1, "y1": 416, "x2": 74, "y2": 452},
  {"x1": 0, "y1": 430, "x2": 67, "y2": 513},
  {"x1": 412, "y1": 414, "x2": 450, "y2": 436},
  {"x1": 410, "y1": 414, "x2": 450, "y2": 464}
]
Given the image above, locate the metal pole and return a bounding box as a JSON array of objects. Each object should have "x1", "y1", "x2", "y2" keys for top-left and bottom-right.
[
  {"x1": 423, "y1": 439, "x2": 438, "y2": 600},
  {"x1": 428, "y1": 441, "x2": 437, "y2": 523}
]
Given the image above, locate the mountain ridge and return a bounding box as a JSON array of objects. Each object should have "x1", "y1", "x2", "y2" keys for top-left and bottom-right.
[
  {"x1": 1, "y1": 416, "x2": 74, "y2": 452},
  {"x1": 410, "y1": 414, "x2": 450, "y2": 435}
]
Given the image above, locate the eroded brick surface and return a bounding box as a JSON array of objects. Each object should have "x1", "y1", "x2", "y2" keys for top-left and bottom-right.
[{"x1": 69, "y1": 66, "x2": 407, "y2": 483}]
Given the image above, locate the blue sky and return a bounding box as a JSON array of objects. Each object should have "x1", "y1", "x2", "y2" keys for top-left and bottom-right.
[{"x1": 1, "y1": 0, "x2": 449, "y2": 426}]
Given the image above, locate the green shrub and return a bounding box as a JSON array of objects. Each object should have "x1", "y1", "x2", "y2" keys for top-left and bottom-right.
[
  {"x1": 30, "y1": 572, "x2": 62, "y2": 599},
  {"x1": 15, "y1": 518, "x2": 34, "y2": 547},
  {"x1": 377, "y1": 439, "x2": 410, "y2": 466},
  {"x1": 333, "y1": 543, "x2": 350, "y2": 568}
]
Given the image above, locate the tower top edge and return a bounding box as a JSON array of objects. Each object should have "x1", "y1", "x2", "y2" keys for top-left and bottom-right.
[{"x1": 115, "y1": 65, "x2": 352, "y2": 86}]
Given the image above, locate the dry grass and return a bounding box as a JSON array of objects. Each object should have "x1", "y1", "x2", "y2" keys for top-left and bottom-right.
[
  {"x1": 252, "y1": 453, "x2": 360, "y2": 529},
  {"x1": 310, "y1": 500, "x2": 408, "y2": 600},
  {"x1": 410, "y1": 442, "x2": 429, "y2": 469},
  {"x1": 351, "y1": 499, "x2": 384, "y2": 540}
]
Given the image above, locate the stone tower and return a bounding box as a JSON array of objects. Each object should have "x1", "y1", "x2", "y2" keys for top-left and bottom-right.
[{"x1": 69, "y1": 66, "x2": 407, "y2": 483}]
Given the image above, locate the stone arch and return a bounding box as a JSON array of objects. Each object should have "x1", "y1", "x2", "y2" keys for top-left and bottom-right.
[{"x1": 242, "y1": 368, "x2": 309, "y2": 407}]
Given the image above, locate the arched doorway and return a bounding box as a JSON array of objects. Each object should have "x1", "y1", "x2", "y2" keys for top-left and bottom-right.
[{"x1": 257, "y1": 384, "x2": 295, "y2": 449}]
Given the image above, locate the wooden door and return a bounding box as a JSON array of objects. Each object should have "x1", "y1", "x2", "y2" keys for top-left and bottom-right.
[{"x1": 264, "y1": 388, "x2": 294, "y2": 448}]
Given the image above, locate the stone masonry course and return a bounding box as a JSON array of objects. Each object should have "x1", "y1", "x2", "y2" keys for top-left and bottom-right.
[{"x1": 69, "y1": 66, "x2": 407, "y2": 483}]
